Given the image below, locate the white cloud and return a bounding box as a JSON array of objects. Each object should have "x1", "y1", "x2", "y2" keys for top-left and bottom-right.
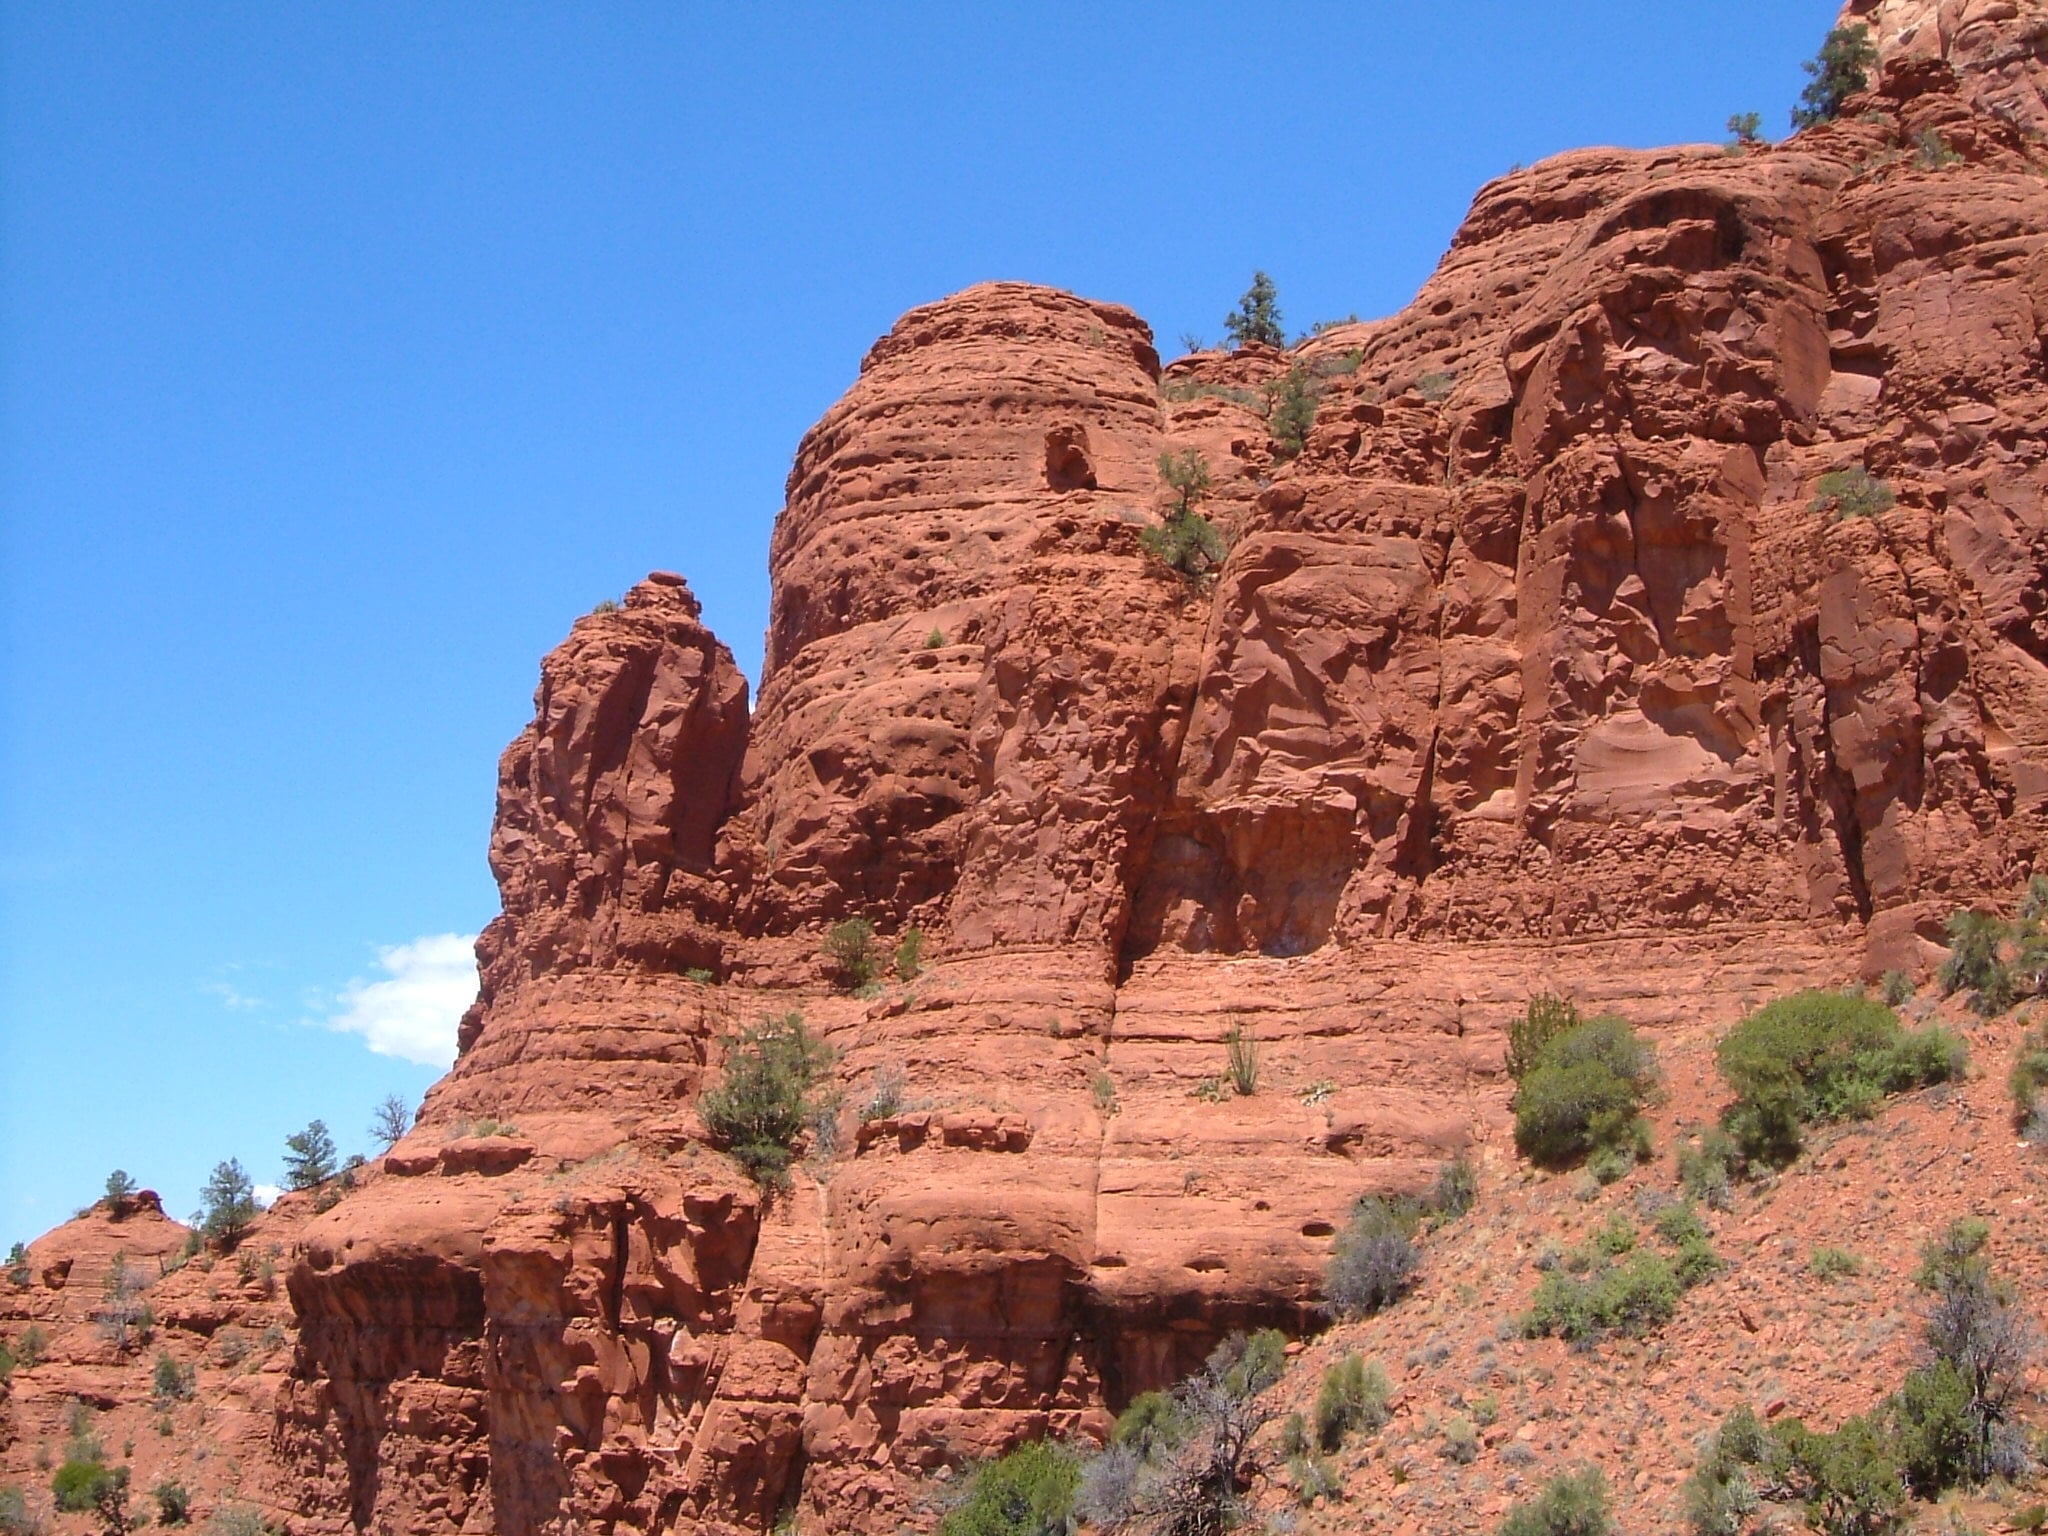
[
  {"x1": 253, "y1": 1184, "x2": 281, "y2": 1209},
  {"x1": 204, "y1": 980, "x2": 264, "y2": 1010},
  {"x1": 325, "y1": 933, "x2": 478, "y2": 1067}
]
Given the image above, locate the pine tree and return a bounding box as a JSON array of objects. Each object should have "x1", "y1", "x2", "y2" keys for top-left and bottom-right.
[
  {"x1": 197, "y1": 1159, "x2": 257, "y2": 1243},
  {"x1": 1223, "y1": 271, "x2": 1284, "y2": 349},
  {"x1": 1791, "y1": 24, "x2": 1878, "y2": 129},
  {"x1": 282, "y1": 1120, "x2": 337, "y2": 1191},
  {"x1": 103, "y1": 1170, "x2": 139, "y2": 1216}
]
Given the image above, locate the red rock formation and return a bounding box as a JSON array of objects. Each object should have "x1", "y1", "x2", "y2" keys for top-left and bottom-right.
[{"x1": 11, "y1": 5, "x2": 2048, "y2": 1533}]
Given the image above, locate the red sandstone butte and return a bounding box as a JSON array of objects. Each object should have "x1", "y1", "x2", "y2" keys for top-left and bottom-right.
[{"x1": 7, "y1": 3, "x2": 2048, "y2": 1532}]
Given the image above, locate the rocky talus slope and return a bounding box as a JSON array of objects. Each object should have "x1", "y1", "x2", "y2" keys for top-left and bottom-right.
[{"x1": 8, "y1": 1, "x2": 2048, "y2": 1530}]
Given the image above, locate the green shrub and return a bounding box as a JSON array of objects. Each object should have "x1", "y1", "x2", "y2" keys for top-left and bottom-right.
[
  {"x1": 2010, "y1": 1022, "x2": 2048, "y2": 1126},
  {"x1": 197, "y1": 1159, "x2": 257, "y2": 1245},
  {"x1": 940, "y1": 1440, "x2": 1081, "y2": 1536},
  {"x1": 1442, "y1": 1415, "x2": 1479, "y2": 1463},
  {"x1": 1139, "y1": 510, "x2": 1228, "y2": 578},
  {"x1": 1811, "y1": 1246, "x2": 1862, "y2": 1280},
  {"x1": 283, "y1": 1119, "x2": 337, "y2": 1191},
  {"x1": 1287, "y1": 1452, "x2": 1341, "y2": 1504},
  {"x1": 50, "y1": 1458, "x2": 112, "y2": 1515},
  {"x1": 1112, "y1": 1391, "x2": 1191, "y2": 1459},
  {"x1": 152, "y1": 1480, "x2": 192, "y2": 1526},
  {"x1": 1326, "y1": 1197, "x2": 1420, "y2": 1316},
  {"x1": 1313, "y1": 1354, "x2": 1389, "y2": 1451},
  {"x1": 1941, "y1": 909, "x2": 2004, "y2": 987},
  {"x1": 1506, "y1": 994, "x2": 1581, "y2": 1081},
  {"x1": 699, "y1": 1013, "x2": 833, "y2": 1187},
  {"x1": 1891, "y1": 1358, "x2": 1975, "y2": 1497},
  {"x1": 1913, "y1": 127, "x2": 1962, "y2": 170},
  {"x1": 1223, "y1": 271, "x2": 1284, "y2": 350},
  {"x1": 1266, "y1": 365, "x2": 1318, "y2": 460},
  {"x1": 103, "y1": 1170, "x2": 138, "y2": 1214},
  {"x1": 1772, "y1": 1414, "x2": 1904, "y2": 1536},
  {"x1": 1523, "y1": 1251, "x2": 1681, "y2": 1343},
  {"x1": 1879, "y1": 970, "x2": 1913, "y2": 1007},
  {"x1": 153, "y1": 1350, "x2": 194, "y2": 1402},
  {"x1": 1682, "y1": 1406, "x2": 1768, "y2": 1536},
  {"x1": 1715, "y1": 990, "x2": 1962, "y2": 1168},
  {"x1": 15, "y1": 1326, "x2": 44, "y2": 1369},
  {"x1": 0, "y1": 1485, "x2": 37, "y2": 1536},
  {"x1": 1415, "y1": 370, "x2": 1456, "y2": 402},
  {"x1": 1592, "y1": 1213, "x2": 1635, "y2": 1256},
  {"x1": 1512, "y1": 1016, "x2": 1656, "y2": 1168},
  {"x1": 1223, "y1": 1022, "x2": 1259, "y2": 1096},
  {"x1": 1429, "y1": 1153, "x2": 1478, "y2": 1220},
  {"x1": 1726, "y1": 111, "x2": 1763, "y2": 146},
  {"x1": 822, "y1": 919, "x2": 880, "y2": 990},
  {"x1": 1791, "y1": 24, "x2": 1878, "y2": 129},
  {"x1": 1498, "y1": 1466, "x2": 1612, "y2": 1536},
  {"x1": 893, "y1": 928, "x2": 925, "y2": 982},
  {"x1": 1811, "y1": 467, "x2": 1894, "y2": 518},
  {"x1": 1676, "y1": 1127, "x2": 1737, "y2": 1210}
]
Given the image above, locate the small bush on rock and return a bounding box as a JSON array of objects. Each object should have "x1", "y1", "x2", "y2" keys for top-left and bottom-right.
[
  {"x1": 939, "y1": 1439, "x2": 1081, "y2": 1536},
  {"x1": 50, "y1": 1458, "x2": 112, "y2": 1516},
  {"x1": 0, "y1": 1485, "x2": 41, "y2": 1536},
  {"x1": 1513, "y1": 1015, "x2": 1656, "y2": 1169},
  {"x1": 1716, "y1": 990, "x2": 1962, "y2": 1168},
  {"x1": 1313, "y1": 1354, "x2": 1389, "y2": 1451},
  {"x1": 1811, "y1": 467, "x2": 1895, "y2": 518},
  {"x1": 1223, "y1": 271, "x2": 1284, "y2": 349},
  {"x1": 1326, "y1": 1196, "x2": 1420, "y2": 1317},
  {"x1": 699, "y1": 1013, "x2": 833, "y2": 1187},
  {"x1": 822, "y1": 919, "x2": 880, "y2": 990},
  {"x1": 1141, "y1": 450, "x2": 1226, "y2": 578},
  {"x1": 1498, "y1": 1466, "x2": 1612, "y2": 1536},
  {"x1": 2014, "y1": 1021, "x2": 2048, "y2": 1128},
  {"x1": 1506, "y1": 994, "x2": 1580, "y2": 1081},
  {"x1": 1791, "y1": 23, "x2": 1878, "y2": 129}
]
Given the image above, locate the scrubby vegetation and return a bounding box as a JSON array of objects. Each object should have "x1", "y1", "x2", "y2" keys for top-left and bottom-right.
[
  {"x1": 1679, "y1": 1220, "x2": 2035, "y2": 1535},
  {"x1": 1327, "y1": 1194, "x2": 1422, "y2": 1317},
  {"x1": 1141, "y1": 450, "x2": 1227, "y2": 578},
  {"x1": 1223, "y1": 271, "x2": 1284, "y2": 349},
  {"x1": 823, "y1": 918, "x2": 880, "y2": 990},
  {"x1": 1324, "y1": 1155, "x2": 1475, "y2": 1319},
  {"x1": 1498, "y1": 1466, "x2": 1613, "y2": 1536},
  {"x1": 1313, "y1": 1353, "x2": 1390, "y2": 1451},
  {"x1": 1714, "y1": 990, "x2": 1964, "y2": 1169},
  {"x1": 1940, "y1": 881, "x2": 2048, "y2": 1016},
  {"x1": 938, "y1": 1439, "x2": 1082, "y2": 1536},
  {"x1": 1223, "y1": 1021, "x2": 1259, "y2": 1096},
  {"x1": 370, "y1": 1093, "x2": 413, "y2": 1151},
  {"x1": 1511, "y1": 1011, "x2": 1657, "y2": 1172},
  {"x1": 1791, "y1": 23, "x2": 1877, "y2": 129},
  {"x1": 197, "y1": 1159, "x2": 257, "y2": 1246},
  {"x1": 1523, "y1": 1203, "x2": 1717, "y2": 1345},
  {"x1": 283, "y1": 1119, "x2": 337, "y2": 1191},
  {"x1": 1265, "y1": 364, "x2": 1317, "y2": 460},
  {"x1": 1086, "y1": 1330, "x2": 1287, "y2": 1534},
  {"x1": 698, "y1": 1013, "x2": 834, "y2": 1187},
  {"x1": 1810, "y1": 466, "x2": 1894, "y2": 518}
]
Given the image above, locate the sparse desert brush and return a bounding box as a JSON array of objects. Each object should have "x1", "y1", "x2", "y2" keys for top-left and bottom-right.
[
  {"x1": 1512, "y1": 1014, "x2": 1657, "y2": 1170},
  {"x1": 1715, "y1": 989, "x2": 1963, "y2": 1169}
]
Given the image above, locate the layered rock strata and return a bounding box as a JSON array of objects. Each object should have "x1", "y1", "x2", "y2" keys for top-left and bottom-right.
[{"x1": 23, "y1": 5, "x2": 2048, "y2": 1532}]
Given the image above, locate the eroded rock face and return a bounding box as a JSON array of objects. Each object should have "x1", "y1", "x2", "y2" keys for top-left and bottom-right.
[{"x1": 17, "y1": 7, "x2": 2048, "y2": 1534}]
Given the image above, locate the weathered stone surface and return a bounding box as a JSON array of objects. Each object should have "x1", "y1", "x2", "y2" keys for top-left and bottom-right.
[{"x1": 10, "y1": 5, "x2": 2048, "y2": 1532}]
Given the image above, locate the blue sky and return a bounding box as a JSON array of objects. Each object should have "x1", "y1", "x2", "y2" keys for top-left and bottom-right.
[{"x1": 0, "y1": 2, "x2": 1841, "y2": 1236}]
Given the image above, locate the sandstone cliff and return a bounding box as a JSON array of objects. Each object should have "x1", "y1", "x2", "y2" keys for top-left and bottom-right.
[{"x1": 7, "y1": 3, "x2": 2048, "y2": 1532}]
